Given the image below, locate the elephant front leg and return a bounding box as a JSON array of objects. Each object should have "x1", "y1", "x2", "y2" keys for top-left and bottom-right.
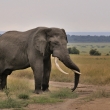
[
  {"x1": 31, "y1": 62, "x2": 43, "y2": 94},
  {"x1": 42, "y1": 58, "x2": 51, "y2": 91},
  {"x1": 0, "y1": 74, "x2": 8, "y2": 90},
  {"x1": 1, "y1": 74, "x2": 8, "y2": 89}
]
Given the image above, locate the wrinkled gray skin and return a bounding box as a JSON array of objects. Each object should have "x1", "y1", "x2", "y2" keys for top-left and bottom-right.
[{"x1": 0, "y1": 27, "x2": 80, "y2": 94}]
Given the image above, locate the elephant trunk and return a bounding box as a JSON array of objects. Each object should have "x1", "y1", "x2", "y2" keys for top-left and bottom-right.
[{"x1": 54, "y1": 55, "x2": 81, "y2": 91}]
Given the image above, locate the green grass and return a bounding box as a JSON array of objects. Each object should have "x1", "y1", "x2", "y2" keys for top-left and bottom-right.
[
  {"x1": 0, "y1": 88, "x2": 78, "y2": 108},
  {"x1": 50, "y1": 88, "x2": 78, "y2": 99},
  {"x1": 18, "y1": 94, "x2": 30, "y2": 100},
  {"x1": 32, "y1": 88, "x2": 78, "y2": 104},
  {"x1": 0, "y1": 99, "x2": 28, "y2": 109},
  {"x1": 67, "y1": 43, "x2": 110, "y2": 55},
  {"x1": 0, "y1": 86, "x2": 29, "y2": 109},
  {"x1": 0, "y1": 88, "x2": 29, "y2": 109},
  {"x1": 0, "y1": 85, "x2": 78, "y2": 108}
]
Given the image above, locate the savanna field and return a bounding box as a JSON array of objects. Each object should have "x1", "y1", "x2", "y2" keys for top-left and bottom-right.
[{"x1": 0, "y1": 43, "x2": 110, "y2": 109}]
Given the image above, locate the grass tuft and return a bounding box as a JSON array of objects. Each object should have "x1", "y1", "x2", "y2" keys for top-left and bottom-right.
[
  {"x1": 18, "y1": 94, "x2": 29, "y2": 100},
  {"x1": 50, "y1": 88, "x2": 78, "y2": 99}
]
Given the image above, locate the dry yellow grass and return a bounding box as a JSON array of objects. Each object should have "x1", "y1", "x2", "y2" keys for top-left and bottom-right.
[
  {"x1": 7, "y1": 76, "x2": 32, "y2": 94},
  {"x1": 0, "y1": 55, "x2": 110, "y2": 109},
  {"x1": 9, "y1": 55, "x2": 110, "y2": 85},
  {"x1": 51, "y1": 55, "x2": 110, "y2": 85}
]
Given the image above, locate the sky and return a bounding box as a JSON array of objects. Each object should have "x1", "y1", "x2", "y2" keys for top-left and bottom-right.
[{"x1": 0, "y1": 0, "x2": 110, "y2": 32}]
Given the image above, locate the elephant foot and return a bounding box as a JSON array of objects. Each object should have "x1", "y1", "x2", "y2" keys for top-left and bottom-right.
[
  {"x1": 34, "y1": 89, "x2": 43, "y2": 94},
  {"x1": 42, "y1": 84, "x2": 49, "y2": 91},
  {"x1": 43, "y1": 89, "x2": 50, "y2": 93}
]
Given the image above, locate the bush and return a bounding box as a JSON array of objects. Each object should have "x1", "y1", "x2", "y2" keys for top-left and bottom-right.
[
  {"x1": 68, "y1": 47, "x2": 80, "y2": 54},
  {"x1": 89, "y1": 49, "x2": 101, "y2": 56},
  {"x1": 18, "y1": 94, "x2": 29, "y2": 99},
  {"x1": 106, "y1": 53, "x2": 109, "y2": 56}
]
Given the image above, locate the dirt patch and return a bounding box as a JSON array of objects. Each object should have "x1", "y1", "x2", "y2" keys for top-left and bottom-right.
[
  {"x1": 26, "y1": 81, "x2": 110, "y2": 110},
  {"x1": 27, "y1": 98, "x2": 110, "y2": 110}
]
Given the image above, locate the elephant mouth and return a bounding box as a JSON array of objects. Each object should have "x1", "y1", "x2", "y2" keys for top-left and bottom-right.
[
  {"x1": 54, "y1": 57, "x2": 81, "y2": 75},
  {"x1": 52, "y1": 53, "x2": 63, "y2": 62},
  {"x1": 54, "y1": 57, "x2": 69, "y2": 74}
]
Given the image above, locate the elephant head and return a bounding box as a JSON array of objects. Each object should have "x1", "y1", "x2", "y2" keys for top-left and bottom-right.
[{"x1": 34, "y1": 27, "x2": 81, "y2": 91}]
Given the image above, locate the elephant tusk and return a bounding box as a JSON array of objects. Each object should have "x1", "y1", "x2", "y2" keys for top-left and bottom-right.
[
  {"x1": 72, "y1": 70, "x2": 81, "y2": 75},
  {"x1": 54, "y1": 57, "x2": 69, "y2": 74},
  {"x1": 54, "y1": 57, "x2": 81, "y2": 75}
]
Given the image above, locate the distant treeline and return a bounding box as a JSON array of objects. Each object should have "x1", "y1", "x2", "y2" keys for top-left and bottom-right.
[
  {"x1": 1, "y1": 33, "x2": 110, "y2": 43},
  {"x1": 67, "y1": 35, "x2": 110, "y2": 43}
]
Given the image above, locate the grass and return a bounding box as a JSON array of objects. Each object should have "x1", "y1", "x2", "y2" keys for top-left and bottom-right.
[
  {"x1": 11, "y1": 68, "x2": 33, "y2": 79},
  {"x1": 32, "y1": 88, "x2": 78, "y2": 104},
  {"x1": 32, "y1": 96, "x2": 62, "y2": 104},
  {"x1": 18, "y1": 94, "x2": 30, "y2": 100},
  {"x1": 0, "y1": 99, "x2": 28, "y2": 109},
  {"x1": 77, "y1": 55, "x2": 110, "y2": 85},
  {"x1": 9, "y1": 50, "x2": 110, "y2": 85},
  {"x1": 0, "y1": 43, "x2": 109, "y2": 109},
  {"x1": 50, "y1": 88, "x2": 78, "y2": 99},
  {"x1": 67, "y1": 43, "x2": 110, "y2": 55},
  {"x1": 51, "y1": 55, "x2": 110, "y2": 85},
  {"x1": 83, "y1": 90, "x2": 110, "y2": 102},
  {"x1": 0, "y1": 88, "x2": 78, "y2": 108},
  {"x1": 7, "y1": 77, "x2": 31, "y2": 93},
  {"x1": 0, "y1": 88, "x2": 28, "y2": 109}
]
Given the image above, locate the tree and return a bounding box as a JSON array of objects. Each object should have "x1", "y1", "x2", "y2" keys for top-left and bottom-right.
[
  {"x1": 89, "y1": 49, "x2": 101, "y2": 56},
  {"x1": 68, "y1": 47, "x2": 80, "y2": 54},
  {"x1": 68, "y1": 47, "x2": 72, "y2": 54}
]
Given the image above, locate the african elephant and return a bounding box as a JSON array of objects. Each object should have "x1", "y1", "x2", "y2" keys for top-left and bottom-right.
[{"x1": 0, "y1": 27, "x2": 81, "y2": 94}]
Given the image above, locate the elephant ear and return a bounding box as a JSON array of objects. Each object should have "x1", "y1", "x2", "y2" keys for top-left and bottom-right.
[
  {"x1": 62, "y1": 29, "x2": 68, "y2": 43},
  {"x1": 34, "y1": 28, "x2": 51, "y2": 56}
]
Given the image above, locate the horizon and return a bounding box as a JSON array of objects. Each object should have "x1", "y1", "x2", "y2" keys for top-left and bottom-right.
[
  {"x1": 66, "y1": 32, "x2": 110, "y2": 36},
  {"x1": 1, "y1": 31, "x2": 110, "y2": 36}
]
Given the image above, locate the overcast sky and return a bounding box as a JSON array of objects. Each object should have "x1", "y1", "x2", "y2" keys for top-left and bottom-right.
[{"x1": 0, "y1": 0, "x2": 110, "y2": 32}]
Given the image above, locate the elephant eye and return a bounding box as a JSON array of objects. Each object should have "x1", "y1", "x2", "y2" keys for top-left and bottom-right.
[
  {"x1": 54, "y1": 42, "x2": 57, "y2": 45},
  {"x1": 53, "y1": 41, "x2": 59, "y2": 45}
]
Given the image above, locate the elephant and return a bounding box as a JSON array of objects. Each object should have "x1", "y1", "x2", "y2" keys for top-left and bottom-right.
[{"x1": 0, "y1": 27, "x2": 81, "y2": 94}]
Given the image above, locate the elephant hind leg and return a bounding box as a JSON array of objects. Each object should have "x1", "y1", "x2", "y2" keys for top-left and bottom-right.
[
  {"x1": 0, "y1": 69, "x2": 12, "y2": 90},
  {"x1": 0, "y1": 75, "x2": 2, "y2": 90}
]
